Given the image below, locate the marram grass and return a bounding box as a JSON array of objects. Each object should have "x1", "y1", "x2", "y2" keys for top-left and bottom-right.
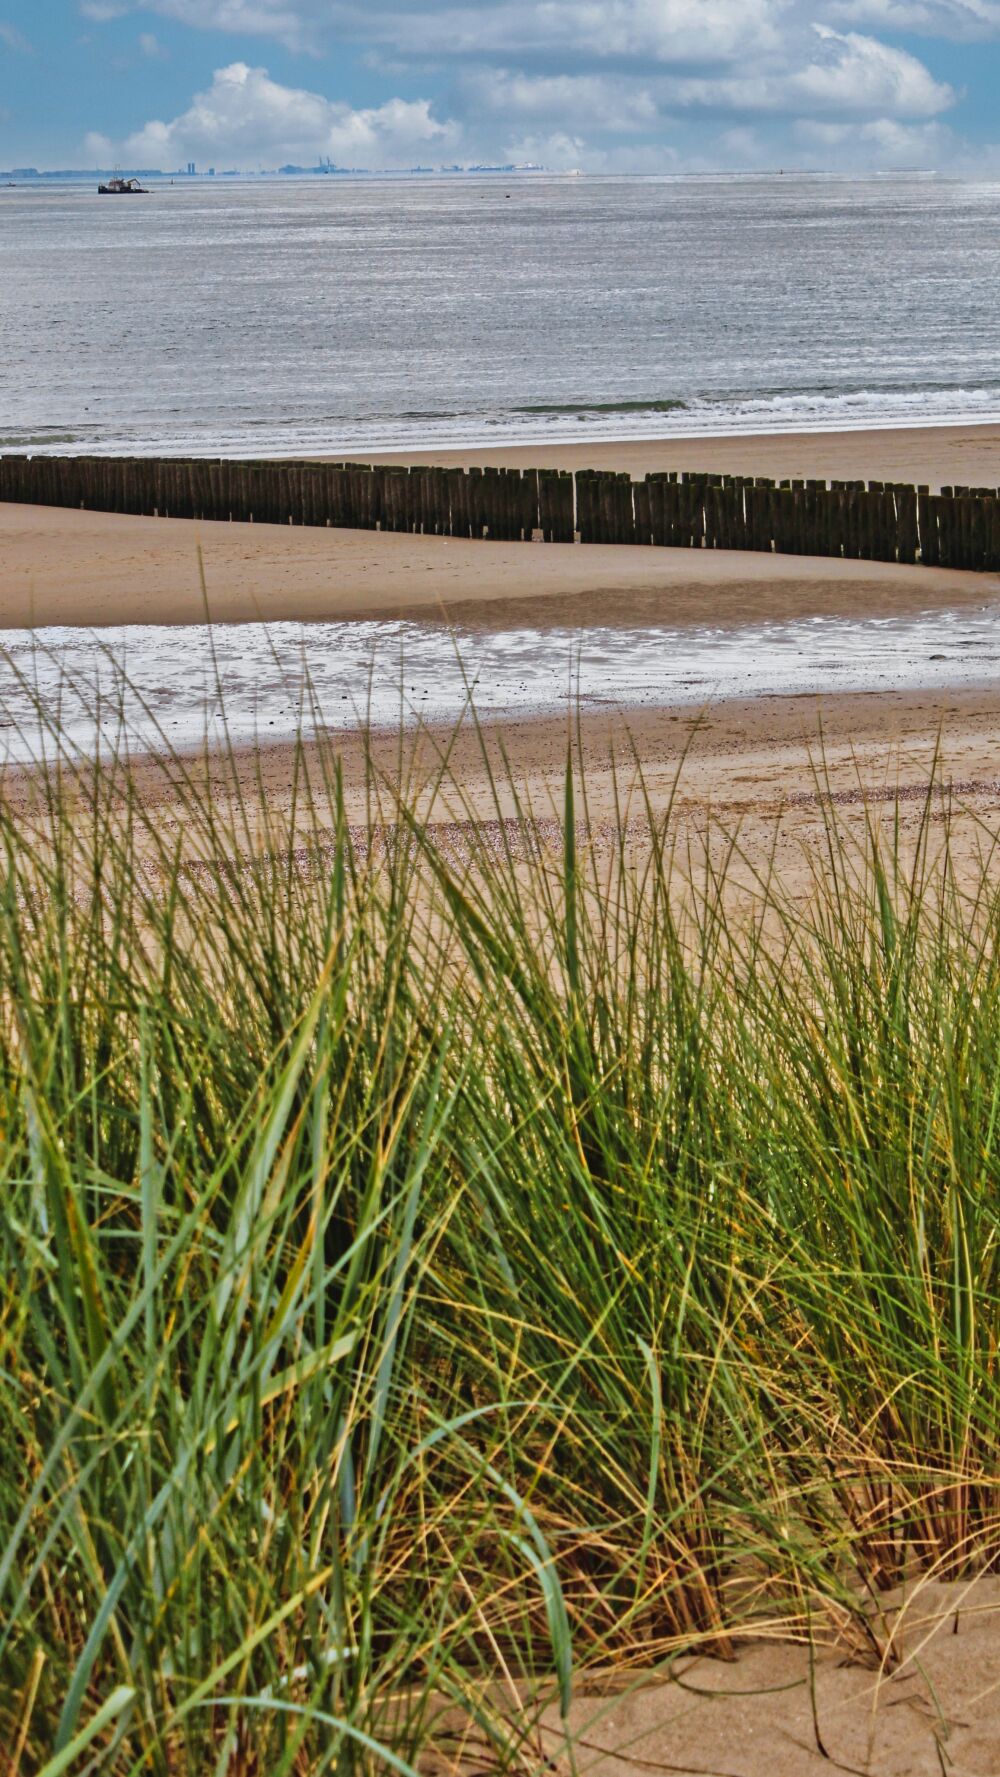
[{"x1": 3, "y1": 705, "x2": 1000, "y2": 1773}]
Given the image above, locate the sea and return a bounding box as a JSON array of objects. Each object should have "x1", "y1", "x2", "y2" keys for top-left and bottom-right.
[
  {"x1": 5, "y1": 170, "x2": 1000, "y2": 757},
  {"x1": 4, "y1": 171, "x2": 1000, "y2": 459}
]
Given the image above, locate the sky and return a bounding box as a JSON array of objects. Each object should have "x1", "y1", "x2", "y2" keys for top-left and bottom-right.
[{"x1": 3, "y1": 0, "x2": 1000, "y2": 174}]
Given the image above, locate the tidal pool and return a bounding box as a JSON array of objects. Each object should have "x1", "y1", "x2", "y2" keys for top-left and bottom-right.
[{"x1": 0, "y1": 604, "x2": 998, "y2": 763}]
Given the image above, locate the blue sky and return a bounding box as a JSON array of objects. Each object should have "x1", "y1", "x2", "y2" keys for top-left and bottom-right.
[{"x1": 3, "y1": 0, "x2": 1000, "y2": 173}]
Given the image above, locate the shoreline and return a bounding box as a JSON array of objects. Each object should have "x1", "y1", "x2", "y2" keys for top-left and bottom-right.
[{"x1": 15, "y1": 413, "x2": 1000, "y2": 472}]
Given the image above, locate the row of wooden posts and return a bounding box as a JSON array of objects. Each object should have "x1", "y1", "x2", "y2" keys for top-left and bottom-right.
[{"x1": 3, "y1": 453, "x2": 1000, "y2": 572}]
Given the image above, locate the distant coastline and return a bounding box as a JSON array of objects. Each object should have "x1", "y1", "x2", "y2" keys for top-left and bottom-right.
[{"x1": 1, "y1": 162, "x2": 551, "y2": 182}]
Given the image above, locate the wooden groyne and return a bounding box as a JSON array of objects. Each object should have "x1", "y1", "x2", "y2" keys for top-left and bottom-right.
[{"x1": 3, "y1": 454, "x2": 1000, "y2": 572}]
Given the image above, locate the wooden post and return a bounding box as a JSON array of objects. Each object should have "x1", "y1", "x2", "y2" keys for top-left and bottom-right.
[
  {"x1": 610, "y1": 473, "x2": 625, "y2": 544},
  {"x1": 984, "y1": 494, "x2": 1000, "y2": 572},
  {"x1": 465, "y1": 467, "x2": 482, "y2": 539},
  {"x1": 937, "y1": 489, "x2": 955, "y2": 567},
  {"x1": 894, "y1": 485, "x2": 915, "y2": 565},
  {"x1": 517, "y1": 468, "x2": 536, "y2": 540},
  {"x1": 538, "y1": 469, "x2": 555, "y2": 541},
  {"x1": 445, "y1": 467, "x2": 465, "y2": 538},
  {"x1": 594, "y1": 471, "x2": 612, "y2": 544},
  {"x1": 552, "y1": 471, "x2": 573, "y2": 543},
  {"x1": 633, "y1": 477, "x2": 651, "y2": 546},
  {"x1": 706, "y1": 474, "x2": 723, "y2": 551},
  {"x1": 646, "y1": 474, "x2": 665, "y2": 547},
  {"x1": 575, "y1": 470, "x2": 593, "y2": 544},
  {"x1": 675, "y1": 475, "x2": 691, "y2": 548}
]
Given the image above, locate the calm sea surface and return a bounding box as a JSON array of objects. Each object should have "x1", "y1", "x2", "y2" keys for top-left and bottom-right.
[{"x1": 4, "y1": 173, "x2": 1000, "y2": 458}]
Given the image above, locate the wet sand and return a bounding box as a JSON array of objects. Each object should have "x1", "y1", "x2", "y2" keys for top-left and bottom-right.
[{"x1": 22, "y1": 683, "x2": 988, "y2": 917}]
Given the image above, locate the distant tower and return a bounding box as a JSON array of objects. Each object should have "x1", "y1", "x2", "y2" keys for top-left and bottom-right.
[{"x1": 187, "y1": 161, "x2": 195, "y2": 176}]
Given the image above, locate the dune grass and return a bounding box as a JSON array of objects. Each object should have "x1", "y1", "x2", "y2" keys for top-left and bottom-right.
[{"x1": 3, "y1": 703, "x2": 1000, "y2": 1773}]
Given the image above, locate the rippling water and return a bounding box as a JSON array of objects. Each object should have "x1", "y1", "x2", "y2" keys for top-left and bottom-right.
[
  {"x1": 2, "y1": 605, "x2": 999, "y2": 762},
  {"x1": 5, "y1": 174, "x2": 1000, "y2": 458}
]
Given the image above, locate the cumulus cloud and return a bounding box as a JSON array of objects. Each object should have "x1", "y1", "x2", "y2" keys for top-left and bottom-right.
[
  {"x1": 76, "y1": 0, "x2": 978, "y2": 172},
  {"x1": 668, "y1": 26, "x2": 953, "y2": 116},
  {"x1": 825, "y1": 0, "x2": 1000, "y2": 35},
  {"x1": 794, "y1": 25, "x2": 952, "y2": 112},
  {"x1": 103, "y1": 61, "x2": 460, "y2": 167}
]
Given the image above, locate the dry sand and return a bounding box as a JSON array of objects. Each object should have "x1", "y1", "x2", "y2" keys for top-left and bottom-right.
[
  {"x1": 34, "y1": 684, "x2": 993, "y2": 923},
  {"x1": 533, "y1": 1577, "x2": 1000, "y2": 1777}
]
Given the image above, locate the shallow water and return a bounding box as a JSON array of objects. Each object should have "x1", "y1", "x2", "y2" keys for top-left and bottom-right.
[{"x1": 2, "y1": 604, "x2": 999, "y2": 763}]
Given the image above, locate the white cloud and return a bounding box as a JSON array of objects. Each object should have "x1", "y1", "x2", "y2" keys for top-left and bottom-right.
[
  {"x1": 82, "y1": 0, "x2": 312, "y2": 51},
  {"x1": 796, "y1": 25, "x2": 952, "y2": 113},
  {"x1": 105, "y1": 61, "x2": 460, "y2": 167},
  {"x1": 82, "y1": 130, "x2": 116, "y2": 162},
  {"x1": 504, "y1": 130, "x2": 683, "y2": 171},
  {"x1": 138, "y1": 29, "x2": 167, "y2": 55},
  {"x1": 826, "y1": 0, "x2": 1000, "y2": 35},
  {"x1": 81, "y1": 2, "x2": 135, "y2": 18},
  {"x1": 351, "y1": 0, "x2": 787, "y2": 66},
  {"x1": 668, "y1": 26, "x2": 953, "y2": 116},
  {"x1": 794, "y1": 114, "x2": 954, "y2": 163},
  {"x1": 74, "y1": 0, "x2": 978, "y2": 173},
  {"x1": 82, "y1": 0, "x2": 789, "y2": 63},
  {"x1": 75, "y1": 0, "x2": 1000, "y2": 59}
]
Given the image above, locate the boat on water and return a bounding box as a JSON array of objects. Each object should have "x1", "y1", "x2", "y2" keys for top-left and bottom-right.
[{"x1": 98, "y1": 175, "x2": 149, "y2": 194}]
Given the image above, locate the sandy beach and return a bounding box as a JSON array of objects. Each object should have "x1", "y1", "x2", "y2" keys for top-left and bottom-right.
[
  {"x1": 3, "y1": 498, "x2": 997, "y2": 633},
  {"x1": 4, "y1": 421, "x2": 1000, "y2": 634},
  {"x1": 14, "y1": 143, "x2": 1000, "y2": 1777},
  {"x1": 3, "y1": 420, "x2": 1000, "y2": 878},
  {"x1": 54, "y1": 682, "x2": 985, "y2": 917}
]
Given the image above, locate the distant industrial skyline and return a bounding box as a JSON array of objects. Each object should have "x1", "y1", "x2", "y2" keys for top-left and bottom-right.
[
  {"x1": 3, "y1": 0, "x2": 1000, "y2": 175},
  {"x1": 1, "y1": 161, "x2": 548, "y2": 178}
]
